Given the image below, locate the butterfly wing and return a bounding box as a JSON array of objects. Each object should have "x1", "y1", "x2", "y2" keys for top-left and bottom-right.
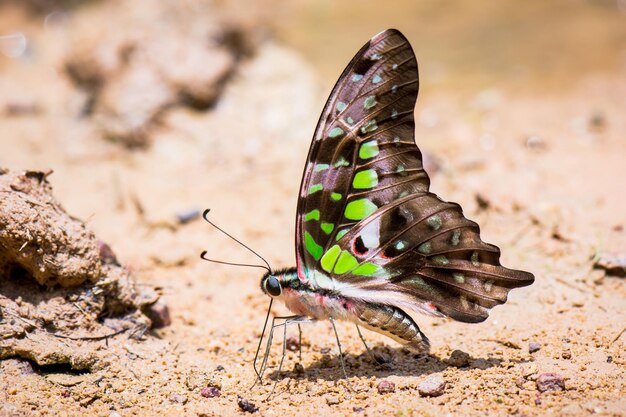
[
  {"x1": 295, "y1": 29, "x2": 427, "y2": 274},
  {"x1": 295, "y1": 29, "x2": 533, "y2": 323}
]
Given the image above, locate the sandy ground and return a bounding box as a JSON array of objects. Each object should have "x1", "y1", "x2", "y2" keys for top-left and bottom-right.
[{"x1": 0, "y1": 1, "x2": 625, "y2": 416}]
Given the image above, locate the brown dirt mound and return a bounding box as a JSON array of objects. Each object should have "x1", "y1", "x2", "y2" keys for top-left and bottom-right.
[{"x1": 0, "y1": 168, "x2": 161, "y2": 371}]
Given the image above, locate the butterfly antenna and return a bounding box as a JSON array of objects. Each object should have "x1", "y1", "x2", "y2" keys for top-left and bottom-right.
[{"x1": 201, "y1": 209, "x2": 273, "y2": 273}]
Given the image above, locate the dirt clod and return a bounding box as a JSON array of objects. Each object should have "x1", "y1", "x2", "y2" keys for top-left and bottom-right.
[
  {"x1": 536, "y1": 373, "x2": 565, "y2": 392},
  {"x1": 528, "y1": 341, "x2": 541, "y2": 353},
  {"x1": 418, "y1": 375, "x2": 446, "y2": 397},
  {"x1": 0, "y1": 168, "x2": 160, "y2": 370},
  {"x1": 447, "y1": 349, "x2": 471, "y2": 367}
]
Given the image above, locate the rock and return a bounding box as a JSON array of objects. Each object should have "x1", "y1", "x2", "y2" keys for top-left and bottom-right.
[
  {"x1": 522, "y1": 364, "x2": 538, "y2": 378},
  {"x1": 528, "y1": 341, "x2": 541, "y2": 353},
  {"x1": 447, "y1": 350, "x2": 471, "y2": 367},
  {"x1": 377, "y1": 380, "x2": 396, "y2": 394},
  {"x1": 200, "y1": 386, "x2": 220, "y2": 398},
  {"x1": 285, "y1": 335, "x2": 300, "y2": 352},
  {"x1": 145, "y1": 300, "x2": 171, "y2": 329},
  {"x1": 593, "y1": 252, "x2": 626, "y2": 277},
  {"x1": 237, "y1": 396, "x2": 258, "y2": 413},
  {"x1": 536, "y1": 373, "x2": 565, "y2": 392},
  {"x1": 418, "y1": 375, "x2": 446, "y2": 397}
]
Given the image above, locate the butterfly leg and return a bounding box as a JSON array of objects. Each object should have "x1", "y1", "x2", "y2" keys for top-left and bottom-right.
[
  {"x1": 297, "y1": 323, "x2": 303, "y2": 362},
  {"x1": 255, "y1": 315, "x2": 296, "y2": 386},
  {"x1": 355, "y1": 324, "x2": 378, "y2": 363},
  {"x1": 255, "y1": 315, "x2": 312, "y2": 389},
  {"x1": 329, "y1": 318, "x2": 353, "y2": 391}
]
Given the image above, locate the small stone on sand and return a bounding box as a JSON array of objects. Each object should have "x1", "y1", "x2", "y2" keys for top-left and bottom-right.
[{"x1": 418, "y1": 375, "x2": 446, "y2": 397}]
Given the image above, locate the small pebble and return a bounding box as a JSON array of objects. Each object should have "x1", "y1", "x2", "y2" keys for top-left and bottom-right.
[
  {"x1": 447, "y1": 349, "x2": 471, "y2": 367},
  {"x1": 286, "y1": 335, "x2": 300, "y2": 352},
  {"x1": 528, "y1": 341, "x2": 541, "y2": 353},
  {"x1": 293, "y1": 362, "x2": 304, "y2": 375},
  {"x1": 377, "y1": 380, "x2": 396, "y2": 394},
  {"x1": 561, "y1": 348, "x2": 572, "y2": 359},
  {"x1": 536, "y1": 373, "x2": 565, "y2": 392},
  {"x1": 200, "y1": 386, "x2": 220, "y2": 398},
  {"x1": 215, "y1": 365, "x2": 225, "y2": 371},
  {"x1": 525, "y1": 134, "x2": 547, "y2": 151},
  {"x1": 146, "y1": 300, "x2": 171, "y2": 329},
  {"x1": 176, "y1": 208, "x2": 201, "y2": 224},
  {"x1": 593, "y1": 252, "x2": 626, "y2": 277},
  {"x1": 237, "y1": 396, "x2": 258, "y2": 413},
  {"x1": 607, "y1": 356, "x2": 613, "y2": 363},
  {"x1": 109, "y1": 413, "x2": 122, "y2": 417},
  {"x1": 169, "y1": 393, "x2": 188, "y2": 404},
  {"x1": 418, "y1": 375, "x2": 446, "y2": 397},
  {"x1": 353, "y1": 407, "x2": 365, "y2": 413}
]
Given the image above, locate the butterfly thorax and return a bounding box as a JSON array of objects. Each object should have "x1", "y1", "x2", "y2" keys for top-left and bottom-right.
[{"x1": 261, "y1": 267, "x2": 430, "y2": 352}]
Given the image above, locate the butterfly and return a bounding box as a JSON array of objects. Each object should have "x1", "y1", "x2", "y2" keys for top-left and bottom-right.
[{"x1": 206, "y1": 28, "x2": 534, "y2": 385}]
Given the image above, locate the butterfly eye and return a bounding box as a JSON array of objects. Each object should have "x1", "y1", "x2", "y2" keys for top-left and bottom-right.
[{"x1": 264, "y1": 276, "x2": 282, "y2": 297}]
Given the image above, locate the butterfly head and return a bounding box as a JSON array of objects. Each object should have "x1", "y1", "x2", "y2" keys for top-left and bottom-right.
[{"x1": 260, "y1": 272, "x2": 283, "y2": 297}]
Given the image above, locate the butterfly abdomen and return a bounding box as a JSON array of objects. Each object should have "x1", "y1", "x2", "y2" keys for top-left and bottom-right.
[{"x1": 355, "y1": 303, "x2": 430, "y2": 353}]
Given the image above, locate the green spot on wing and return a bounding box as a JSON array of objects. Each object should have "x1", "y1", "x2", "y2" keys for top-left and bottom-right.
[
  {"x1": 336, "y1": 101, "x2": 347, "y2": 112},
  {"x1": 359, "y1": 141, "x2": 379, "y2": 159},
  {"x1": 308, "y1": 184, "x2": 323, "y2": 194},
  {"x1": 351, "y1": 74, "x2": 363, "y2": 82},
  {"x1": 346, "y1": 116, "x2": 354, "y2": 125},
  {"x1": 353, "y1": 262, "x2": 380, "y2": 276},
  {"x1": 352, "y1": 169, "x2": 378, "y2": 189},
  {"x1": 304, "y1": 209, "x2": 320, "y2": 221},
  {"x1": 432, "y1": 255, "x2": 449, "y2": 265},
  {"x1": 427, "y1": 215, "x2": 442, "y2": 230},
  {"x1": 320, "y1": 244, "x2": 341, "y2": 273},
  {"x1": 372, "y1": 74, "x2": 382, "y2": 84},
  {"x1": 363, "y1": 95, "x2": 377, "y2": 109},
  {"x1": 330, "y1": 192, "x2": 342, "y2": 201},
  {"x1": 360, "y1": 119, "x2": 378, "y2": 134},
  {"x1": 418, "y1": 242, "x2": 431, "y2": 254},
  {"x1": 329, "y1": 127, "x2": 344, "y2": 138},
  {"x1": 333, "y1": 251, "x2": 358, "y2": 274},
  {"x1": 345, "y1": 199, "x2": 377, "y2": 221},
  {"x1": 314, "y1": 164, "x2": 329, "y2": 172},
  {"x1": 471, "y1": 251, "x2": 480, "y2": 266},
  {"x1": 334, "y1": 157, "x2": 350, "y2": 167},
  {"x1": 451, "y1": 230, "x2": 461, "y2": 246},
  {"x1": 335, "y1": 229, "x2": 349, "y2": 241},
  {"x1": 320, "y1": 222, "x2": 334, "y2": 235},
  {"x1": 304, "y1": 232, "x2": 323, "y2": 261}
]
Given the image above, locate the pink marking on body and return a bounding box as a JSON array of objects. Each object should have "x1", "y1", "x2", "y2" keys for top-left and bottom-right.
[
  {"x1": 425, "y1": 302, "x2": 438, "y2": 313},
  {"x1": 281, "y1": 288, "x2": 309, "y2": 316},
  {"x1": 315, "y1": 293, "x2": 325, "y2": 306}
]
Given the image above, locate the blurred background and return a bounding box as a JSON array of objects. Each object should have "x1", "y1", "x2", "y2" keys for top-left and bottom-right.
[{"x1": 1, "y1": 1, "x2": 625, "y2": 415}]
